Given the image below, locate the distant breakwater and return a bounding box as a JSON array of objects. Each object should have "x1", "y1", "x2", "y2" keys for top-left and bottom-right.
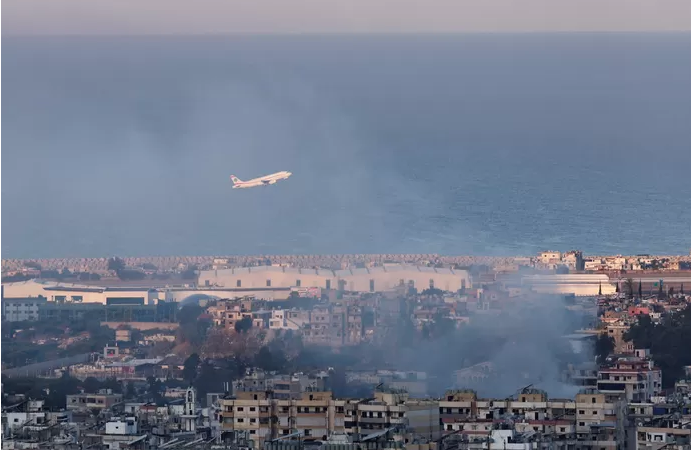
[{"x1": 3, "y1": 253, "x2": 690, "y2": 273}]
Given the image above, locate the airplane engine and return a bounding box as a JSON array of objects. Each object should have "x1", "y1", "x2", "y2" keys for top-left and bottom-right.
[{"x1": 268, "y1": 180, "x2": 277, "y2": 184}]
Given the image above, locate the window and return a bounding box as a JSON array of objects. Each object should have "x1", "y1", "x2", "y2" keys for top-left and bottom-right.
[
  {"x1": 237, "y1": 280, "x2": 241, "y2": 287},
  {"x1": 266, "y1": 279, "x2": 271, "y2": 287},
  {"x1": 592, "y1": 397, "x2": 596, "y2": 403},
  {"x1": 250, "y1": 407, "x2": 256, "y2": 412},
  {"x1": 237, "y1": 407, "x2": 244, "y2": 412},
  {"x1": 296, "y1": 279, "x2": 301, "y2": 287},
  {"x1": 237, "y1": 418, "x2": 244, "y2": 423},
  {"x1": 579, "y1": 410, "x2": 585, "y2": 414}
]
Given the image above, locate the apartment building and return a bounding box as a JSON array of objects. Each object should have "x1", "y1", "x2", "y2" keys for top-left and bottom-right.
[
  {"x1": 66, "y1": 390, "x2": 124, "y2": 411},
  {"x1": 218, "y1": 389, "x2": 441, "y2": 447},
  {"x1": 232, "y1": 368, "x2": 327, "y2": 400},
  {"x1": 269, "y1": 309, "x2": 309, "y2": 330},
  {"x1": 439, "y1": 389, "x2": 627, "y2": 450},
  {"x1": 208, "y1": 300, "x2": 266, "y2": 330},
  {"x1": 597, "y1": 357, "x2": 662, "y2": 402}
]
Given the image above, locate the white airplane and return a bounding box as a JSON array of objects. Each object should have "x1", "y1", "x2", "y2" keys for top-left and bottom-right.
[{"x1": 230, "y1": 171, "x2": 292, "y2": 189}]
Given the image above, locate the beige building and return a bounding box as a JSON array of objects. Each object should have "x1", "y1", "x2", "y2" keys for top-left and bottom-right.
[
  {"x1": 219, "y1": 389, "x2": 440, "y2": 447},
  {"x1": 199, "y1": 264, "x2": 470, "y2": 293}
]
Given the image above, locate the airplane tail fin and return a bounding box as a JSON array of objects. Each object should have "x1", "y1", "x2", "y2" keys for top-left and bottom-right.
[{"x1": 230, "y1": 175, "x2": 243, "y2": 185}]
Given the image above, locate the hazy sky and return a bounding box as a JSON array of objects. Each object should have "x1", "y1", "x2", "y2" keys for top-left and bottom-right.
[{"x1": 3, "y1": 0, "x2": 691, "y2": 35}]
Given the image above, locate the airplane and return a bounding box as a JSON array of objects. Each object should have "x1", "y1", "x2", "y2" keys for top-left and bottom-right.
[{"x1": 230, "y1": 171, "x2": 292, "y2": 189}]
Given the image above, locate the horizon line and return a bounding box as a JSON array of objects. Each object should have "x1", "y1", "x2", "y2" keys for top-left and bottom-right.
[{"x1": 4, "y1": 30, "x2": 691, "y2": 38}]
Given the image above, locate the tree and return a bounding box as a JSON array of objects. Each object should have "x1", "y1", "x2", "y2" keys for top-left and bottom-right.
[
  {"x1": 82, "y1": 377, "x2": 102, "y2": 393},
  {"x1": 181, "y1": 265, "x2": 198, "y2": 280},
  {"x1": 234, "y1": 317, "x2": 253, "y2": 334},
  {"x1": 146, "y1": 376, "x2": 164, "y2": 404},
  {"x1": 638, "y1": 280, "x2": 643, "y2": 299},
  {"x1": 126, "y1": 381, "x2": 136, "y2": 399},
  {"x1": 183, "y1": 353, "x2": 201, "y2": 383},
  {"x1": 624, "y1": 308, "x2": 691, "y2": 387},
  {"x1": 116, "y1": 269, "x2": 146, "y2": 281},
  {"x1": 255, "y1": 346, "x2": 288, "y2": 372},
  {"x1": 625, "y1": 278, "x2": 635, "y2": 300},
  {"x1": 594, "y1": 334, "x2": 615, "y2": 364},
  {"x1": 108, "y1": 257, "x2": 126, "y2": 272}
]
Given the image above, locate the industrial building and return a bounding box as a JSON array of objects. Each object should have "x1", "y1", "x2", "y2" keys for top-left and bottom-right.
[
  {"x1": 1, "y1": 280, "x2": 161, "y2": 305},
  {"x1": 521, "y1": 274, "x2": 616, "y2": 296},
  {"x1": 198, "y1": 264, "x2": 471, "y2": 293}
]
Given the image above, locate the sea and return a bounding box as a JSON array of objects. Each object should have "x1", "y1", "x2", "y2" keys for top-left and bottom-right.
[{"x1": 2, "y1": 34, "x2": 691, "y2": 259}]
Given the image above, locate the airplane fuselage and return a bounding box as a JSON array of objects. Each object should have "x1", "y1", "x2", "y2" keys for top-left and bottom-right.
[{"x1": 231, "y1": 171, "x2": 292, "y2": 189}]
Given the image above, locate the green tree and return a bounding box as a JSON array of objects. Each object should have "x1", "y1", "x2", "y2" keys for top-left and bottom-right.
[
  {"x1": 126, "y1": 381, "x2": 136, "y2": 399},
  {"x1": 183, "y1": 353, "x2": 201, "y2": 383},
  {"x1": 594, "y1": 334, "x2": 615, "y2": 364},
  {"x1": 108, "y1": 257, "x2": 125, "y2": 271},
  {"x1": 254, "y1": 346, "x2": 287, "y2": 372},
  {"x1": 625, "y1": 278, "x2": 635, "y2": 300},
  {"x1": 234, "y1": 317, "x2": 253, "y2": 333},
  {"x1": 624, "y1": 308, "x2": 691, "y2": 387}
]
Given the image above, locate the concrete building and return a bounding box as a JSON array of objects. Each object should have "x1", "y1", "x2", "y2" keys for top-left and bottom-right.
[
  {"x1": 597, "y1": 357, "x2": 662, "y2": 402},
  {"x1": 1, "y1": 296, "x2": 47, "y2": 322},
  {"x1": 1, "y1": 280, "x2": 160, "y2": 305},
  {"x1": 218, "y1": 389, "x2": 440, "y2": 447},
  {"x1": 66, "y1": 390, "x2": 123, "y2": 411},
  {"x1": 439, "y1": 389, "x2": 627, "y2": 450},
  {"x1": 521, "y1": 274, "x2": 616, "y2": 296},
  {"x1": 199, "y1": 264, "x2": 470, "y2": 293}
]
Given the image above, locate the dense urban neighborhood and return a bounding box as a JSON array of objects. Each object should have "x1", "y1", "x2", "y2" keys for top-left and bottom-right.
[{"x1": 3, "y1": 251, "x2": 691, "y2": 450}]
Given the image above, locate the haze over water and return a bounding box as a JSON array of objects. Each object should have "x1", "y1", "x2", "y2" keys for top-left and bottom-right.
[{"x1": 3, "y1": 34, "x2": 691, "y2": 259}]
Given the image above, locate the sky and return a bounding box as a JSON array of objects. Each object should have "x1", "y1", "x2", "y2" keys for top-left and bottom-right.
[{"x1": 3, "y1": 0, "x2": 691, "y2": 35}]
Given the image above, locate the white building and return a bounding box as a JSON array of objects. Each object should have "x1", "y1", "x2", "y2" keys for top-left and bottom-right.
[
  {"x1": 1, "y1": 280, "x2": 160, "y2": 305},
  {"x1": 105, "y1": 417, "x2": 138, "y2": 435},
  {"x1": 521, "y1": 274, "x2": 616, "y2": 296},
  {"x1": 198, "y1": 264, "x2": 470, "y2": 293}
]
